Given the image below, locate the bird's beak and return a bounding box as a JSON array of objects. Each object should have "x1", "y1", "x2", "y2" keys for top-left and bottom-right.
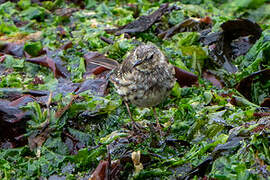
[{"x1": 133, "y1": 59, "x2": 144, "y2": 67}]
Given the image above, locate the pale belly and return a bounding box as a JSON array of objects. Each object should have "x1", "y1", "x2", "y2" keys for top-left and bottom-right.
[
  {"x1": 112, "y1": 64, "x2": 176, "y2": 108},
  {"x1": 115, "y1": 76, "x2": 174, "y2": 108},
  {"x1": 128, "y1": 86, "x2": 170, "y2": 107}
]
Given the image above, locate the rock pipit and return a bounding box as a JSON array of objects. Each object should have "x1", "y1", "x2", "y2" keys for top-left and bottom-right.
[{"x1": 110, "y1": 43, "x2": 176, "y2": 129}]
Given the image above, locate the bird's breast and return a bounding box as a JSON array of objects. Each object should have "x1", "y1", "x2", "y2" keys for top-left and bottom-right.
[{"x1": 113, "y1": 64, "x2": 175, "y2": 108}]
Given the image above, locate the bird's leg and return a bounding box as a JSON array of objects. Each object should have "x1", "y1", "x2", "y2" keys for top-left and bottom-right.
[
  {"x1": 124, "y1": 101, "x2": 134, "y2": 122},
  {"x1": 152, "y1": 107, "x2": 161, "y2": 130},
  {"x1": 124, "y1": 101, "x2": 138, "y2": 130}
]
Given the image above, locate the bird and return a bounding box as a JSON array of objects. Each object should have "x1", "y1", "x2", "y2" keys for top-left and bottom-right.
[{"x1": 110, "y1": 42, "x2": 176, "y2": 129}]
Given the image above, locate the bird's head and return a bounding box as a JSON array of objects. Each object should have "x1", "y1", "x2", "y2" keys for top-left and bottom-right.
[{"x1": 131, "y1": 43, "x2": 166, "y2": 72}]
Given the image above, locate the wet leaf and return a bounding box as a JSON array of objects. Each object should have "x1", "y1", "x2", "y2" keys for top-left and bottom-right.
[
  {"x1": 202, "y1": 71, "x2": 224, "y2": 89},
  {"x1": 0, "y1": 41, "x2": 24, "y2": 57},
  {"x1": 159, "y1": 17, "x2": 212, "y2": 39},
  {"x1": 0, "y1": 23, "x2": 18, "y2": 34},
  {"x1": 106, "y1": 3, "x2": 176, "y2": 35},
  {"x1": 26, "y1": 55, "x2": 68, "y2": 78},
  {"x1": 55, "y1": 95, "x2": 78, "y2": 119},
  {"x1": 180, "y1": 156, "x2": 213, "y2": 179},
  {"x1": 0, "y1": 99, "x2": 31, "y2": 123},
  {"x1": 54, "y1": 8, "x2": 79, "y2": 17},
  {"x1": 75, "y1": 78, "x2": 108, "y2": 96},
  {"x1": 0, "y1": 1, "x2": 269, "y2": 179},
  {"x1": 174, "y1": 66, "x2": 198, "y2": 87},
  {"x1": 28, "y1": 126, "x2": 53, "y2": 151},
  {"x1": 8, "y1": 95, "x2": 36, "y2": 107},
  {"x1": 233, "y1": 0, "x2": 266, "y2": 10},
  {"x1": 21, "y1": 6, "x2": 47, "y2": 21},
  {"x1": 0, "y1": 99, "x2": 31, "y2": 147},
  {"x1": 84, "y1": 51, "x2": 119, "y2": 72},
  {"x1": 18, "y1": 0, "x2": 31, "y2": 10},
  {"x1": 100, "y1": 36, "x2": 114, "y2": 45},
  {"x1": 201, "y1": 19, "x2": 262, "y2": 73},
  {"x1": 24, "y1": 41, "x2": 43, "y2": 57},
  {"x1": 236, "y1": 68, "x2": 270, "y2": 105},
  {"x1": 260, "y1": 98, "x2": 270, "y2": 107},
  {"x1": 89, "y1": 159, "x2": 120, "y2": 180}
]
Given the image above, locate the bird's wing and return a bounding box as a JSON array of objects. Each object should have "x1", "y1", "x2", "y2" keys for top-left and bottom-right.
[
  {"x1": 110, "y1": 48, "x2": 137, "y2": 86},
  {"x1": 110, "y1": 63, "x2": 133, "y2": 86},
  {"x1": 119, "y1": 49, "x2": 135, "y2": 75}
]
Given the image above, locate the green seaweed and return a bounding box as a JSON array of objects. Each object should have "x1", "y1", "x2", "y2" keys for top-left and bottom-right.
[{"x1": 0, "y1": 0, "x2": 269, "y2": 179}]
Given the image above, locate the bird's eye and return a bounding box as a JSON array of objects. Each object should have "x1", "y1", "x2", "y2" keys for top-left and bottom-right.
[{"x1": 146, "y1": 53, "x2": 154, "y2": 61}]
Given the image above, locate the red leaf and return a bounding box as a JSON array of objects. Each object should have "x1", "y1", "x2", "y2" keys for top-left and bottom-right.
[
  {"x1": 174, "y1": 66, "x2": 198, "y2": 87},
  {"x1": 203, "y1": 71, "x2": 224, "y2": 89},
  {"x1": 0, "y1": 54, "x2": 5, "y2": 63},
  {"x1": 9, "y1": 95, "x2": 36, "y2": 107},
  {"x1": 26, "y1": 56, "x2": 67, "y2": 78},
  {"x1": 90, "y1": 160, "x2": 120, "y2": 180}
]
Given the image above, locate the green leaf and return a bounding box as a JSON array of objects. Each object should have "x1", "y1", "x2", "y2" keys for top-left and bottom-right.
[
  {"x1": 85, "y1": 0, "x2": 97, "y2": 9},
  {"x1": 0, "y1": 73, "x2": 23, "y2": 88},
  {"x1": 172, "y1": 82, "x2": 181, "y2": 98},
  {"x1": 234, "y1": 0, "x2": 265, "y2": 9},
  {"x1": 0, "y1": 2, "x2": 17, "y2": 17},
  {"x1": 74, "y1": 146, "x2": 106, "y2": 169},
  {"x1": 21, "y1": 6, "x2": 46, "y2": 21},
  {"x1": 3, "y1": 55, "x2": 24, "y2": 69},
  {"x1": 24, "y1": 41, "x2": 43, "y2": 57},
  {"x1": 18, "y1": 0, "x2": 31, "y2": 10},
  {"x1": 0, "y1": 23, "x2": 18, "y2": 34},
  {"x1": 42, "y1": 0, "x2": 63, "y2": 10},
  {"x1": 44, "y1": 137, "x2": 69, "y2": 155},
  {"x1": 99, "y1": 131, "x2": 128, "y2": 144},
  {"x1": 68, "y1": 128, "x2": 92, "y2": 146}
]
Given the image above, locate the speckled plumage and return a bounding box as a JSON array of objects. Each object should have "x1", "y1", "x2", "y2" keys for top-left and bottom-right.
[{"x1": 110, "y1": 43, "x2": 176, "y2": 108}]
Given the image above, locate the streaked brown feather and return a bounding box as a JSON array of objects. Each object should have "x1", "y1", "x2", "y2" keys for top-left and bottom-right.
[{"x1": 110, "y1": 43, "x2": 176, "y2": 108}]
